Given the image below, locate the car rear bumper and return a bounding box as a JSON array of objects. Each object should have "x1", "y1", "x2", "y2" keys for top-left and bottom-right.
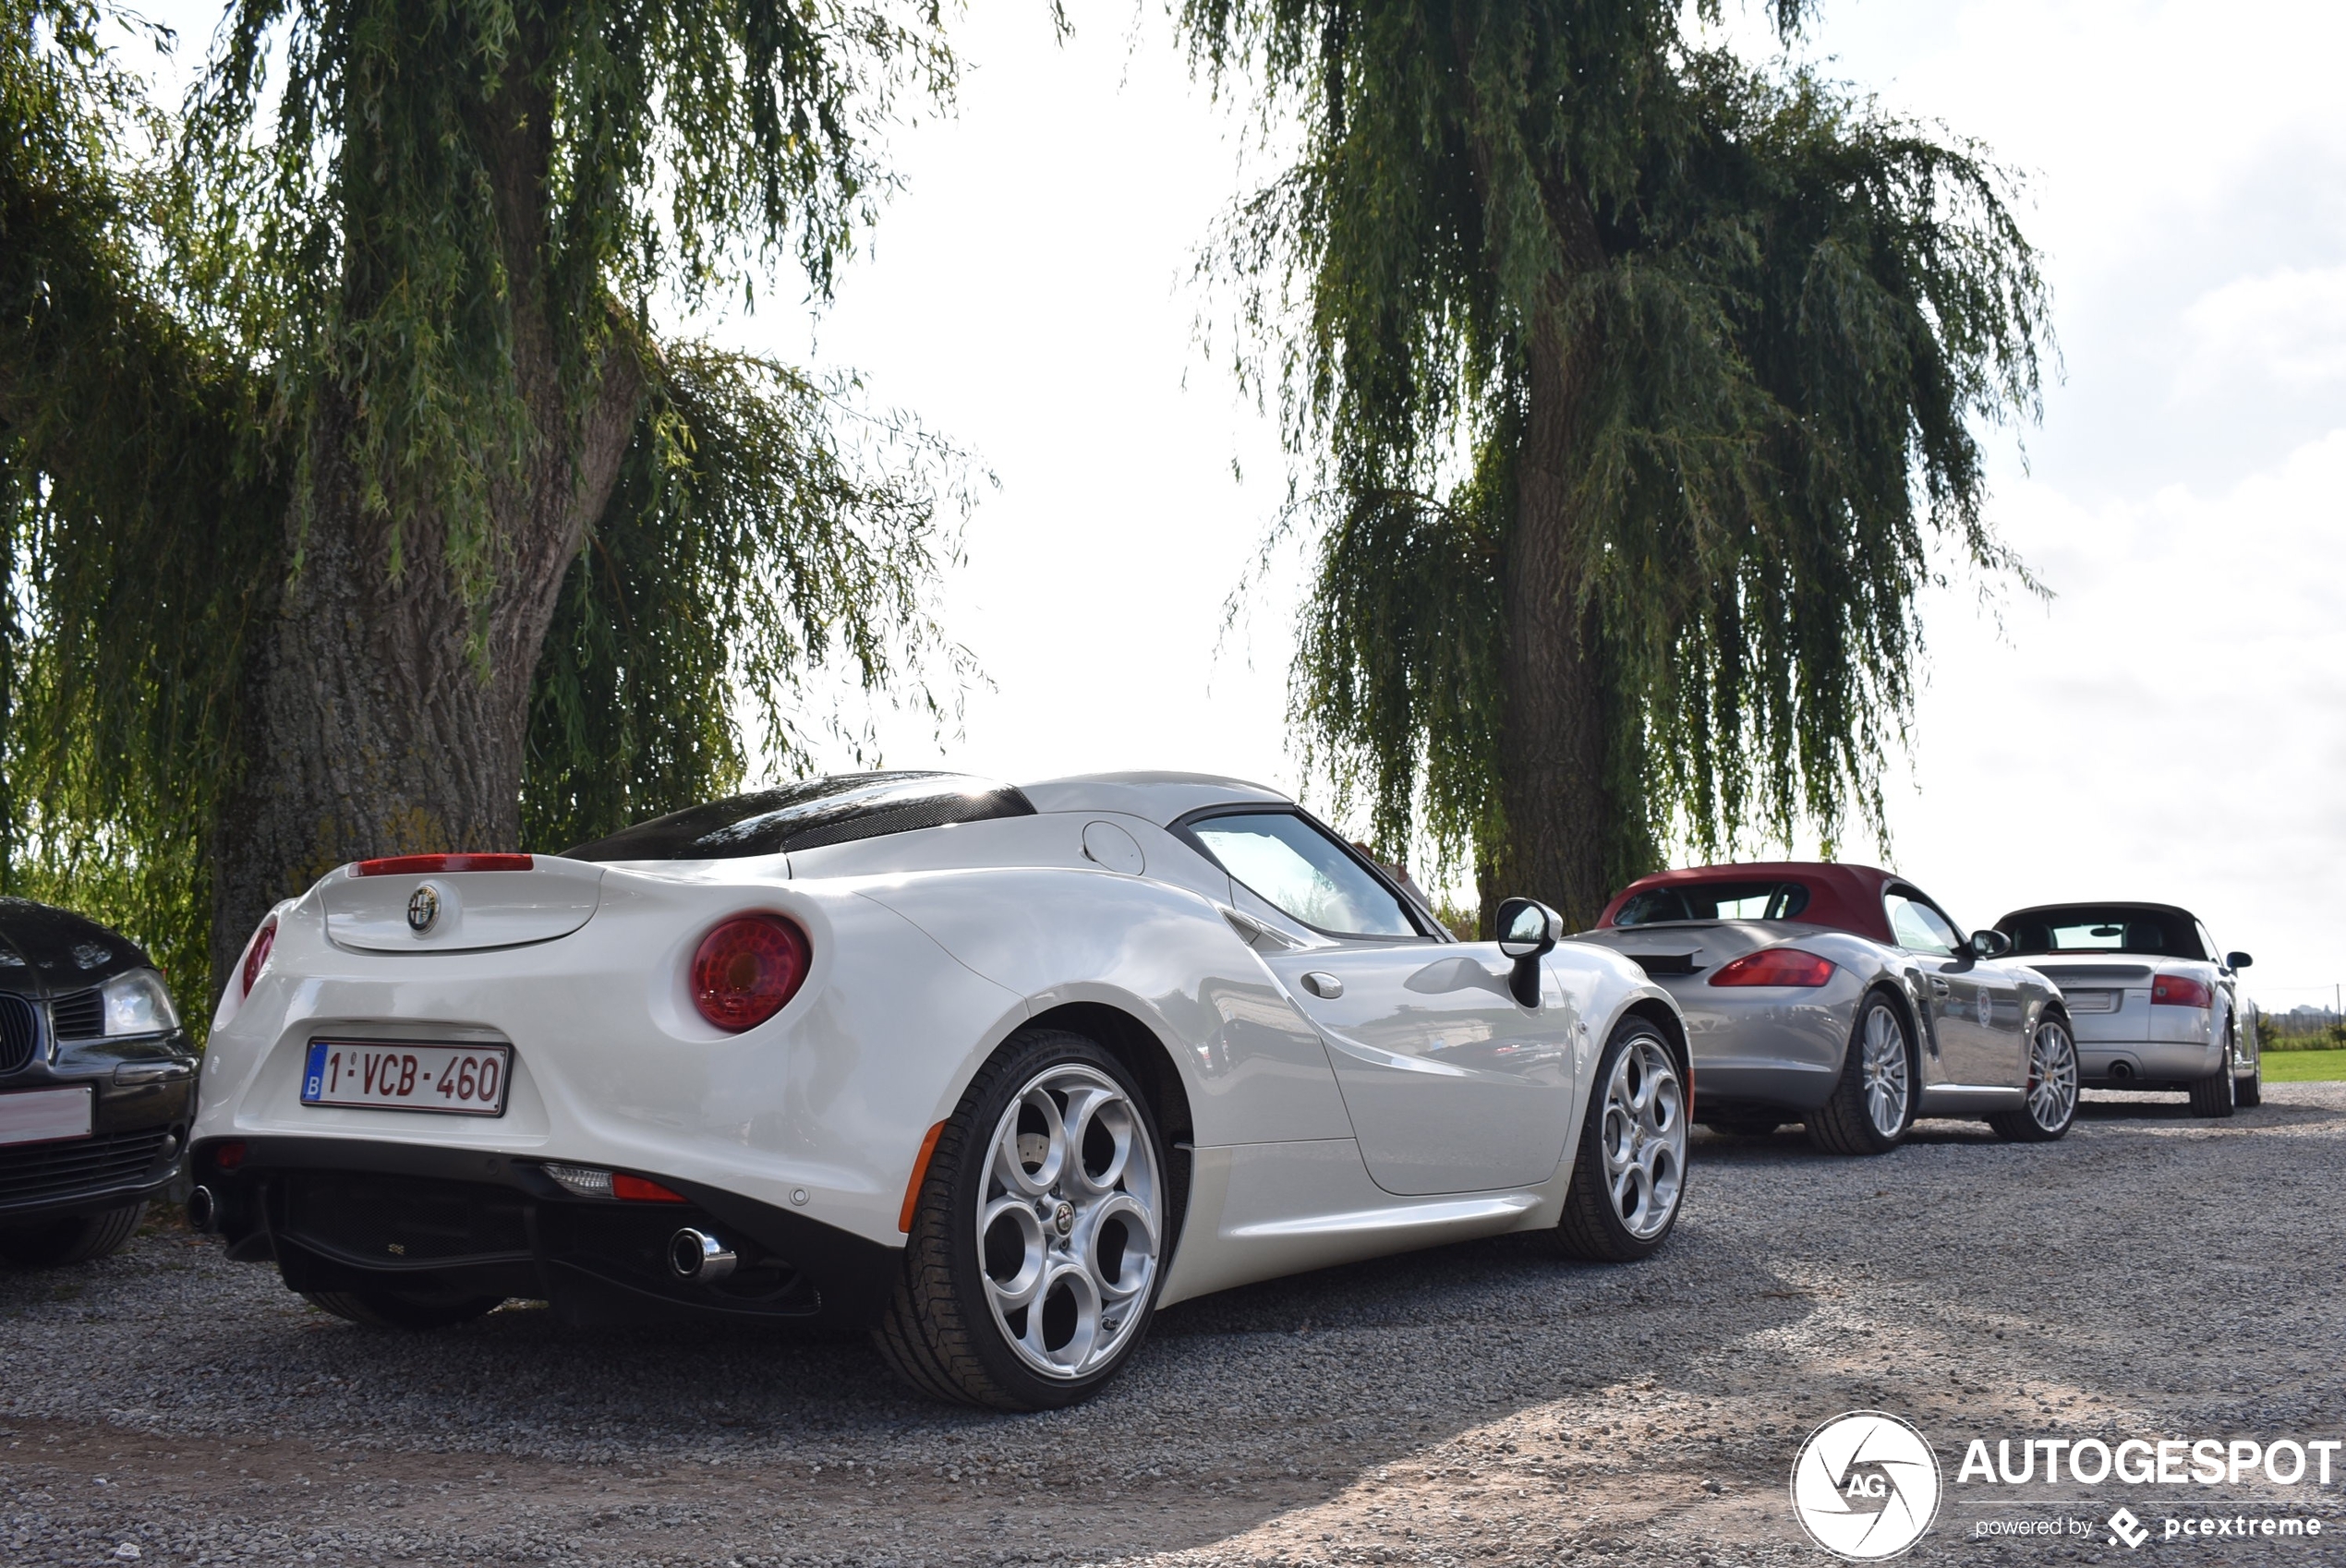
[
  {"x1": 2078, "y1": 1039, "x2": 2224, "y2": 1088},
  {"x1": 191, "y1": 1136, "x2": 901, "y2": 1330}
]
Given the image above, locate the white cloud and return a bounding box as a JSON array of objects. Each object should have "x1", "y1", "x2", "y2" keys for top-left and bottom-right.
[{"x1": 2179, "y1": 266, "x2": 2346, "y2": 391}]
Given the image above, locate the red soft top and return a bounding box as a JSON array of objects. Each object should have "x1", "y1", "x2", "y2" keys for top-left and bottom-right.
[{"x1": 1595, "y1": 861, "x2": 1901, "y2": 944}]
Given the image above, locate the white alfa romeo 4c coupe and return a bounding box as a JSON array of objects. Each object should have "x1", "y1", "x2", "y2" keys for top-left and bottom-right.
[{"x1": 188, "y1": 771, "x2": 1690, "y2": 1408}]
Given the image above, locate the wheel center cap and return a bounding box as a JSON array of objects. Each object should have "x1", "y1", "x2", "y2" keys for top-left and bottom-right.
[{"x1": 1053, "y1": 1201, "x2": 1075, "y2": 1237}]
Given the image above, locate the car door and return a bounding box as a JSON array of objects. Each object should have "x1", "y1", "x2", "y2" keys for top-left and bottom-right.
[
  {"x1": 1180, "y1": 810, "x2": 1579, "y2": 1197},
  {"x1": 1883, "y1": 888, "x2": 2018, "y2": 1088}
]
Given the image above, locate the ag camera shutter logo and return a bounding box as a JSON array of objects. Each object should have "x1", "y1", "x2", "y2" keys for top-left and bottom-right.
[{"x1": 1791, "y1": 1411, "x2": 1942, "y2": 1560}]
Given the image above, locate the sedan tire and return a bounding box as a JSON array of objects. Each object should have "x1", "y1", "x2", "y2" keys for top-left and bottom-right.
[
  {"x1": 1989, "y1": 1013, "x2": 2080, "y2": 1142},
  {"x1": 876, "y1": 1028, "x2": 1168, "y2": 1410},
  {"x1": 1556, "y1": 1017, "x2": 1689, "y2": 1262},
  {"x1": 0, "y1": 1201, "x2": 146, "y2": 1267},
  {"x1": 1808, "y1": 994, "x2": 1917, "y2": 1157}
]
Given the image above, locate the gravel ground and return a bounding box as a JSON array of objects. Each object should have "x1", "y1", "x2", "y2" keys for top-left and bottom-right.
[{"x1": 4, "y1": 1085, "x2": 2340, "y2": 1567}]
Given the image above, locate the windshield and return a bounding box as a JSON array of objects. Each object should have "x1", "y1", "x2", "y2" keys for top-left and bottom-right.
[
  {"x1": 562, "y1": 773, "x2": 1034, "y2": 861},
  {"x1": 1614, "y1": 880, "x2": 1811, "y2": 927},
  {"x1": 2000, "y1": 908, "x2": 2209, "y2": 960}
]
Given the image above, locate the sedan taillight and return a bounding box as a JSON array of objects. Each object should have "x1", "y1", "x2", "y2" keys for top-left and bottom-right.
[
  {"x1": 241, "y1": 916, "x2": 278, "y2": 996},
  {"x1": 2151, "y1": 973, "x2": 2213, "y2": 1007},
  {"x1": 1708, "y1": 947, "x2": 1837, "y2": 987},
  {"x1": 690, "y1": 914, "x2": 811, "y2": 1031}
]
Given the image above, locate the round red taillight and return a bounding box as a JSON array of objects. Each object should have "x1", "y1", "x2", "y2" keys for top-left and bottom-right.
[
  {"x1": 241, "y1": 916, "x2": 279, "y2": 996},
  {"x1": 690, "y1": 914, "x2": 811, "y2": 1031}
]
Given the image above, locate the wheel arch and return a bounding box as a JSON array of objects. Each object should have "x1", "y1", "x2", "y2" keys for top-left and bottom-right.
[{"x1": 1023, "y1": 999, "x2": 1195, "y2": 1146}]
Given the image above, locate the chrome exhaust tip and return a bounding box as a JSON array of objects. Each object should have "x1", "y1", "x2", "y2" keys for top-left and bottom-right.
[
  {"x1": 186, "y1": 1185, "x2": 217, "y2": 1233},
  {"x1": 668, "y1": 1227, "x2": 737, "y2": 1284}
]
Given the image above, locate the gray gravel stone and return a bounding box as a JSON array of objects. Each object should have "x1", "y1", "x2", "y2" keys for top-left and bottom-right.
[{"x1": 3, "y1": 1086, "x2": 2340, "y2": 1565}]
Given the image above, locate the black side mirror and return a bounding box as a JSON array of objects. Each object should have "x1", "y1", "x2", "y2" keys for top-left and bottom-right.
[
  {"x1": 1968, "y1": 929, "x2": 2013, "y2": 960},
  {"x1": 2227, "y1": 951, "x2": 2253, "y2": 971},
  {"x1": 1494, "y1": 897, "x2": 1562, "y2": 1007}
]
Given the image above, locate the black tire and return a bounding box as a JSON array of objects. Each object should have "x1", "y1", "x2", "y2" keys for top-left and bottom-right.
[
  {"x1": 303, "y1": 1285, "x2": 505, "y2": 1329},
  {"x1": 0, "y1": 1201, "x2": 146, "y2": 1267},
  {"x1": 1701, "y1": 1115, "x2": 1783, "y2": 1140},
  {"x1": 2187, "y1": 1033, "x2": 2238, "y2": 1119},
  {"x1": 2230, "y1": 1020, "x2": 2262, "y2": 1108},
  {"x1": 874, "y1": 1028, "x2": 1170, "y2": 1410},
  {"x1": 1808, "y1": 993, "x2": 1917, "y2": 1156},
  {"x1": 1556, "y1": 1017, "x2": 1689, "y2": 1262},
  {"x1": 1989, "y1": 1011, "x2": 2080, "y2": 1142}
]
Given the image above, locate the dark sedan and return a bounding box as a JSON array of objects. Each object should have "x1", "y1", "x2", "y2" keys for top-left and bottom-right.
[{"x1": 1, "y1": 899, "x2": 196, "y2": 1264}]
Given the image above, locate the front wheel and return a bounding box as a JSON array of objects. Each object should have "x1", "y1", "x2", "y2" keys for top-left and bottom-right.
[
  {"x1": 874, "y1": 1029, "x2": 1168, "y2": 1410},
  {"x1": 1989, "y1": 1013, "x2": 2080, "y2": 1142},
  {"x1": 0, "y1": 1201, "x2": 146, "y2": 1267},
  {"x1": 1556, "y1": 1018, "x2": 1689, "y2": 1261},
  {"x1": 1808, "y1": 995, "x2": 1917, "y2": 1156}
]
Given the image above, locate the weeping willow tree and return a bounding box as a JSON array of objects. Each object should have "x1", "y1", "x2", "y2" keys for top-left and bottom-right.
[
  {"x1": 1185, "y1": 1, "x2": 2050, "y2": 928},
  {"x1": 2, "y1": 0, "x2": 970, "y2": 1009}
]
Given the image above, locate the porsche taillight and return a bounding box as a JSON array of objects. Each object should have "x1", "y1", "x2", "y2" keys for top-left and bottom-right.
[
  {"x1": 690, "y1": 914, "x2": 812, "y2": 1031},
  {"x1": 241, "y1": 916, "x2": 278, "y2": 996},
  {"x1": 1708, "y1": 947, "x2": 1837, "y2": 987},
  {"x1": 2151, "y1": 973, "x2": 2213, "y2": 1008}
]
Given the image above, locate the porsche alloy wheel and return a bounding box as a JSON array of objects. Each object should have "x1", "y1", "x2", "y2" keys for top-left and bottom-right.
[
  {"x1": 1989, "y1": 1013, "x2": 2080, "y2": 1142},
  {"x1": 876, "y1": 1029, "x2": 1168, "y2": 1409},
  {"x1": 1557, "y1": 1018, "x2": 1688, "y2": 1260},
  {"x1": 1809, "y1": 996, "x2": 1916, "y2": 1156}
]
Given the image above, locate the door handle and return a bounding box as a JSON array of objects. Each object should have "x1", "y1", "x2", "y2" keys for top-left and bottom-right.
[
  {"x1": 1300, "y1": 971, "x2": 1344, "y2": 999},
  {"x1": 1929, "y1": 977, "x2": 1951, "y2": 997}
]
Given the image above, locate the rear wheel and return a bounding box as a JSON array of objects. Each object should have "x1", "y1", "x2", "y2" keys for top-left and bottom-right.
[
  {"x1": 875, "y1": 1029, "x2": 1168, "y2": 1410},
  {"x1": 2187, "y1": 1033, "x2": 2238, "y2": 1119},
  {"x1": 1808, "y1": 995, "x2": 1916, "y2": 1156},
  {"x1": 0, "y1": 1201, "x2": 146, "y2": 1267},
  {"x1": 303, "y1": 1285, "x2": 505, "y2": 1329},
  {"x1": 1989, "y1": 1013, "x2": 2080, "y2": 1141},
  {"x1": 2231, "y1": 1022, "x2": 2262, "y2": 1109},
  {"x1": 1556, "y1": 1018, "x2": 1689, "y2": 1261}
]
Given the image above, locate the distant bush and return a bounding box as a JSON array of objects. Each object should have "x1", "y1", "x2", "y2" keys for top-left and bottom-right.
[{"x1": 2257, "y1": 1014, "x2": 2346, "y2": 1051}]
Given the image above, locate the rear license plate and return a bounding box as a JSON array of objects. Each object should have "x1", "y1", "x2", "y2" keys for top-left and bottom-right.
[
  {"x1": 0, "y1": 1085, "x2": 93, "y2": 1147},
  {"x1": 301, "y1": 1040, "x2": 512, "y2": 1116}
]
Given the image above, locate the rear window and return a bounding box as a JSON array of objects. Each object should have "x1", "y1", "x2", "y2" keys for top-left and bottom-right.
[
  {"x1": 562, "y1": 773, "x2": 1034, "y2": 862},
  {"x1": 2001, "y1": 908, "x2": 2208, "y2": 960},
  {"x1": 1614, "y1": 880, "x2": 1811, "y2": 927}
]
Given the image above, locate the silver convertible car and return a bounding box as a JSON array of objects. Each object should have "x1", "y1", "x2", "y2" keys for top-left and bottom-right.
[
  {"x1": 1991, "y1": 902, "x2": 2259, "y2": 1116},
  {"x1": 1571, "y1": 862, "x2": 2079, "y2": 1153}
]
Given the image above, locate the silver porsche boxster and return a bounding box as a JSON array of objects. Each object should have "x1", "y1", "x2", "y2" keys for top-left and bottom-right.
[{"x1": 1570, "y1": 862, "x2": 2079, "y2": 1153}]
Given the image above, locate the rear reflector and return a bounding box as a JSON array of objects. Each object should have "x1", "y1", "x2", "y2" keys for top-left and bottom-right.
[
  {"x1": 613, "y1": 1174, "x2": 688, "y2": 1203},
  {"x1": 2151, "y1": 973, "x2": 2213, "y2": 1007},
  {"x1": 353, "y1": 853, "x2": 535, "y2": 876},
  {"x1": 1709, "y1": 947, "x2": 1837, "y2": 987}
]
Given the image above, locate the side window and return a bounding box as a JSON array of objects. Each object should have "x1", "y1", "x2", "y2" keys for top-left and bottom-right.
[
  {"x1": 1186, "y1": 813, "x2": 1419, "y2": 938},
  {"x1": 1884, "y1": 893, "x2": 1961, "y2": 957},
  {"x1": 2195, "y1": 922, "x2": 2220, "y2": 964}
]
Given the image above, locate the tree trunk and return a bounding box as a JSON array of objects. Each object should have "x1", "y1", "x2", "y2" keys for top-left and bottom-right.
[
  {"x1": 206, "y1": 60, "x2": 643, "y2": 995},
  {"x1": 1486, "y1": 193, "x2": 1651, "y2": 933}
]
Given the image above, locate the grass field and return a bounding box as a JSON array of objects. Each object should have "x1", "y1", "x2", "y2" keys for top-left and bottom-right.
[{"x1": 2259, "y1": 1050, "x2": 2346, "y2": 1083}]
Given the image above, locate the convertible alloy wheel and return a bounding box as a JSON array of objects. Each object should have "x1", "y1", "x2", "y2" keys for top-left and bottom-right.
[
  {"x1": 876, "y1": 1029, "x2": 1170, "y2": 1409},
  {"x1": 1989, "y1": 1013, "x2": 2080, "y2": 1142},
  {"x1": 1809, "y1": 996, "x2": 1916, "y2": 1156},
  {"x1": 975, "y1": 1064, "x2": 1162, "y2": 1381},
  {"x1": 1558, "y1": 1019, "x2": 1688, "y2": 1261}
]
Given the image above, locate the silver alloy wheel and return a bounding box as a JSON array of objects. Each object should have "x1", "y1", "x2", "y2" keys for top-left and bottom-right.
[
  {"x1": 1861, "y1": 1005, "x2": 1911, "y2": 1140},
  {"x1": 1599, "y1": 1035, "x2": 1687, "y2": 1241},
  {"x1": 977, "y1": 1064, "x2": 1162, "y2": 1381},
  {"x1": 2026, "y1": 1018, "x2": 2080, "y2": 1130}
]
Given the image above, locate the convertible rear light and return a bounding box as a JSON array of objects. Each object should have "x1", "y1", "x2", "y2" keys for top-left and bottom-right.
[
  {"x1": 352, "y1": 852, "x2": 534, "y2": 875},
  {"x1": 1709, "y1": 947, "x2": 1837, "y2": 987},
  {"x1": 240, "y1": 916, "x2": 278, "y2": 996},
  {"x1": 541, "y1": 1164, "x2": 688, "y2": 1202},
  {"x1": 2152, "y1": 973, "x2": 2213, "y2": 1007},
  {"x1": 691, "y1": 914, "x2": 812, "y2": 1031}
]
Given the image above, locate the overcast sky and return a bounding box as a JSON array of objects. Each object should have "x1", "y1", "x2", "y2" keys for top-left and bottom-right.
[{"x1": 133, "y1": 2, "x2": 2346, "y2": 1001}]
